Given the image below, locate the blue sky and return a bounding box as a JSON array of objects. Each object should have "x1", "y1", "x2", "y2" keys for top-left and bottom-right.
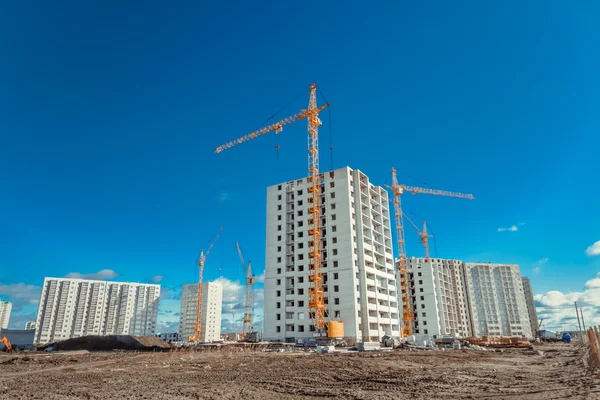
[{"x1": 1, "y1": 1, "x2": 599, "y2": 332}]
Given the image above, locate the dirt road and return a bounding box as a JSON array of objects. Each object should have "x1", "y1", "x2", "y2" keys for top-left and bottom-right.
[{"x1": 1, "y1": 344, "x2": 598, "y2": 399}]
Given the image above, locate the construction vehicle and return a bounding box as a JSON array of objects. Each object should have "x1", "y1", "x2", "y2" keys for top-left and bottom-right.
[
  {"x1": 216, "y1": 83, "x2": 343, "y2": 340},
  {"x1": 386, "y1": 168, "x2": 473, "y2": 338},
  {"x1": 562, "y1": 332, "x2": 572, "y2": 343},
  {"x1": 188, "y1": 228, "x2": 222, "y2": 343},
  {"x1": 1, "y1": 337, "x2": 13, "y2": 352},
  {"x1": 235, "y1": 242, "x2": 259, "y2": 342}
]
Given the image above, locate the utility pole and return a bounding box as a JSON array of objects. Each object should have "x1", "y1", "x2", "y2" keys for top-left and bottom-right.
[
  {"x1": 580, "y1": 308, "x2": 587, "y2": 332},
  {"x1": 575, "y1": 302, "x2": 584, "y2": 341}
]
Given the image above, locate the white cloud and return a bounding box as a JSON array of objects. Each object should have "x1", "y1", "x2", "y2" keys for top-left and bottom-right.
[
  {"x1": 534, "y1": 273, "x2": 600, "y2": 331},
  {"x1": 498, "y1": 225, "x2": 518, "y2": 232},
  {"x1": 532, "y1": 257, "x2": 548, "y2": 275},
  {"x1": 211, "y1": 276, "x2": 264, "y2": 333},
  {"x1": 151, "y1": 275, "x2": 164, "y2": 283},
  {"x1": 65, "y1": 269, "x2": 119, "y2": 280},
  {"x1": 0, "y1": 282, "x2": 42, "y2": 305},
  {"x1": 255, "y1": 270, "x2": 265, "y2": 284},
  {"x1": 585, "y1": 240, "x2": 600, "y2": 256}
]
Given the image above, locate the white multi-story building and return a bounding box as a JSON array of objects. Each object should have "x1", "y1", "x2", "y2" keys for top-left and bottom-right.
[
  {"x1": 405, "y1": 258, "x2": 472, "y2": 338},
  {"x1": 463, "y1": 263, "x2": 532, "y2": 338},
  {"x1": 521, "y1": 277, "x2": 539, "y2": 336},
  {"x1": 34, "y1": 278, "x2": 160, "y2": 344},
  {"x1": 263, "y1": 167, "x2": 400, "y2": 343},
  {"x1": 179, "y1": 282, "x2": 223, "y2": 343},
  {"x1": 25, "y1": 321, "x2": 36, "y2": 330},
  {"x1": 0, "y1": 300, "x2": 12, "y2": 329}
]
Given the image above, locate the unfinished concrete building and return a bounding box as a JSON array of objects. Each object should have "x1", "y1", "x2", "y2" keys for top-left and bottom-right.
[
  {"x1": 179, "y1": 282, "x2": 223, "y2": 343},
  {"x1": 405, "y1": 257, "x2": 472, "y2": 338},
  {"x1": 463, "y1": 263, "x2": 533, "y2": 338},
  {"x1": 263, "y1": 167, "x2": 400, "y2": 343},
  {"x1": 521, "y1": 277, "x2": 539, "y2": 336}
]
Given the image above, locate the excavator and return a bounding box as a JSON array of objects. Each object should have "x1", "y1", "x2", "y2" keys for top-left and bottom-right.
[{"x1": 1, "y1": 336, "x2": 13, "y2": 352}]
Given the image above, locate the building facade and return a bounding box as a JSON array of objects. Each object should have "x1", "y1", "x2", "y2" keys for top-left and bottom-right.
[
  {"x1": 25, "y1": 321, "x2": 36, "y2": 330},
  {"x1": 34, "y1": 278, "x2": 160, "y2": 344},
  {"x1": 405, "y1": 258, "x2": 472, "y2": 338},
  {"x1": 263, "y1": 167, "x2": 400, "y2": 343},
  {"x1": 463, "y1": 263, "x2": 532, "y2": 338},
  {"x1": 0, "y1": 300, "x2": 12, "y2": 329},
  {"x1": 156, "y1": 332, "x2": 180, "y2": 343},
  {"x1": 179, "y1": 282, "x2": 223, "y2": 343},
  {"x1": 521, "y1": 277, "x2": 539, "y2": 336}
]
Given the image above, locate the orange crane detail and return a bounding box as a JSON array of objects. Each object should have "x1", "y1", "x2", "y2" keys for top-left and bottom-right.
[
  {"x1": 236, "y1": 242, "x2": 256, "y2": 335},
  {"x1": 386, "y1": 168, "x2": 473, "y2": 337},
  {"x1": 403, "y1": 215, "x2": 433, "y2": 261},
  {"x1": 1, "y1": 337, "x2": 12, "y2": 352},
  {"x1": 216, "y1": 83, "x2": 338, "y2": 337},
  {"x1": 188, "y1": 227, "x2": 222, "y2": 343}
]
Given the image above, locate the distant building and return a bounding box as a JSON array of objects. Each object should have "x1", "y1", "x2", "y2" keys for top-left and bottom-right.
[
  {"x1": 179, "y1": 282, "x2": 223, "y2": 343},
  {"x1": 34, "y1": 277, "x2": 160, "y2": 344},
  {"x1": 156, "y1": 332, "x2": 180, "y2": 343},
  {"x1": 25, "y1": 321, "x2": 36, "y2": 330},
  {"x1": 521, "y1": 277, "x2": 539, "y2": 335},
  {"x1": 263, "y1": 167, "x2": 400, "y2": 343},
  {"x1": 405, "y1": 258, "x2": 472, "y2": 338},
  {"x1": 0, "y1": 300, "x2": 12, "y2": 329},
  {"x1": 463, "y1": 263, "x2": 532, "y2": 338},
  {"x1": 0, "y1": 329, "x2": 35, "y2": 351}
]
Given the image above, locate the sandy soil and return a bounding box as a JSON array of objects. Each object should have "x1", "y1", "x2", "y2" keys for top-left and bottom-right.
[{"x1": 0, "y1": 343, "x2": 598, "y2": 399}]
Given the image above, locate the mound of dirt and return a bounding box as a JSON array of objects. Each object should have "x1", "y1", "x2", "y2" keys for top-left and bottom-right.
[{"x1": 41, "y1": 335, "x2": 171, "y2": 352}]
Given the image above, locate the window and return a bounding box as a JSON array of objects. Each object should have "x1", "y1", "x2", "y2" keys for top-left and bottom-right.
[
  {"x1": 278, "y1": 185, "x2": 282, "y2": 190},
  {"x1": 420, "y1": 288, "x2": 423, "y2": 293},
  {"x1": 330, "y1": 192, "x2": 335, "y2": 199},
  {"x1": 333, "y1": 273, "x2": 338, "y2": 280},
  {"x1": 276, "y1": 314, "x2": 281, "y2": 321},
  {"x1": 298, "y1": 300, "x2": 304, "y2": 307},
  {"x1": 298, "y1": 232, "x2": 304, "y2": 238},
  {"x1": 278, "y1": 195, "x2": 282, "y2": 200},
  {"x1": 332, "y1": 237, "x2": 337, "y2": 244},
  {"x1": 277, "y1": 257, "x2": 282, "y2": 263},
  {"x1": 298, "y1": 243, "x2": 304, "y2": 249},
  {"x1": 334, "y1": 311, "x2": 340, "y2": 318},
  {"x1": 298, "y1": 276, "x2": 304, "y2": 283},
  {"x1": 332, "y1": 226, "x2": 337, "y2": 233},
  {"x1": 419, "y1": 280, "x2": 423, "y2": 285},
  {"x1": 298, "y1": 200, "x2": 303, "y2": 206},
  {"x1": 331, "y1": 203, "x2": 336, "y2": 210},
  {"x1": 332, "y1": 214, "x2": 336, "y2": 221},
  {"x1": 298, "y1": 221, "x2": 304, "y2": 227},
  {"x1": 299, "y1": 254, "x2": 304, "y2": 260},
  {"x1": 277, "y1": 225, "x2": 282, "y2": 231},
  {"x1": 277, "y1": 204, "x2": 282, "y2": 211},
  {"x1": 330, "y1": 182, "x2": 335, "y2": 188},
  {"x1": 422, "y1": 312, "x2": 426, "y2": 317},
  {"x1": 333, "y1": 249, "x2": 338, "y2": 256},
  {"x1": 298, "y1": 288, "x2": 304, "y2": 295},
  {"x1": 334, "y1": 261, "x2": 339, "y2": 268},
  {"x1": 418, "y1": 272, "x2": 422, "y2": 277},
  {"x1": 334, "y1": 285, "x2": 339, "y2": 292},
  {"x1": 277, "y1": 291, "x2": 281, "y2": 297},
  {"x1": 277, "y1": 246, "x2": 281, "y2": 252},
  {"x1": 276, "y1": 279, "x2": 281, "y2": 285},
  {"x1": 277, "y1": 235, "x2": 281, "y2": 241},
  {"x1": 277, "y1": 268, "x2": 282, "y2": 274},
  {"x1": 298, "y1": 210, "x2": 303, "y2": 217},
  {"x1": 420, "y1": 304, "x2": 425, "y2": 309},
  {"x1": 334, "y1": 298, "x2": 340, "y2": 305},
  {"x1": 420, "y1": 296, "x2": 424, "y2": 301},
  {"x1": 424, "y1": 329, "x2": 428, "y2": 334},
  {"x1": 276, "y1": 302, "x2": 281, "y2": 309}
]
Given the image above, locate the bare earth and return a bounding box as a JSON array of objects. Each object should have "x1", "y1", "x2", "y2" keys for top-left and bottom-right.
[{"x1": 1, "y1": 344, "x2": 598, "y2": 400}]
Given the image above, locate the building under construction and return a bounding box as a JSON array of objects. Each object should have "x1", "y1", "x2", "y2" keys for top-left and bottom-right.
[{"x1": 263, "y1": 167, "x2": 400, "y2": 343}]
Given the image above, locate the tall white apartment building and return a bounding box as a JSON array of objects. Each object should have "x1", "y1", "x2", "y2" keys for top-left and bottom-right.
[
  {"x1": 179, "y1": 282, "x2": 223, "y2": 343},
  {"x1": 463, "y1": 263, "x2": 532, "y2": 338},
  {"x1": 263, "y1": 167, "x2": 400, "y2": 343},
  {"x1": 34, "y1": 278, "x2": 160, "y2": 344},
  {"x1": 405, "y1": 258, "x2": 472, "y2": 338},
  {"x1": 521, "y1": 277, "x2": 539, "y2": 336},
  {"x1": 0, "y1": 300, "x2": 12, "y2": 329}
]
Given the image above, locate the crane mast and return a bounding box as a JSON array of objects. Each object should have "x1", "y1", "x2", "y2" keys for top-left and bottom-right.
[
  {"x1": 387, "y1": 168, "x2": 474, "y2": 337},
  {"x1": 403, "y1": 215, "x2": 433, "y2": 262},
  {"x1": 188, "y1": 227, "x2": 222, "y2": 343},
  {"x1": 215, "y1": 83, "x2": 332, "y2": 335},
  {"x1": 236, "y1": 242, "x2": 255, "y2": 335}
]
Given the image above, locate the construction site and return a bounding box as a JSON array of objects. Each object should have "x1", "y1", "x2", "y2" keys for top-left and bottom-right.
[{"x1": 2, "y1": 83, "x2": 599, "y2": 399}]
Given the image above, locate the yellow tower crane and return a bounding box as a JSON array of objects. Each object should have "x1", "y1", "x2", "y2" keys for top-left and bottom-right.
[
  {"x1": 216, "y1": 83, "x2": 341, "y2": 338},
  {"x1": 236, "y1": 242, "x2": 255, "y2": 335},
  {"x1": 386, "y1": 168, "x2": 473, "y2": 337},
  {"x1": 188, "y1": 227, "x2": 222, "y2": 343},
  {"x1": 403, "y1": 215, "x2": 433, "y2": 261}
]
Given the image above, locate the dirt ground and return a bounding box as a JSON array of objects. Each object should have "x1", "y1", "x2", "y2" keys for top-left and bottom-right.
[{"x1": 0, "y1": 343, "x2": 598, "y2": 400}]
